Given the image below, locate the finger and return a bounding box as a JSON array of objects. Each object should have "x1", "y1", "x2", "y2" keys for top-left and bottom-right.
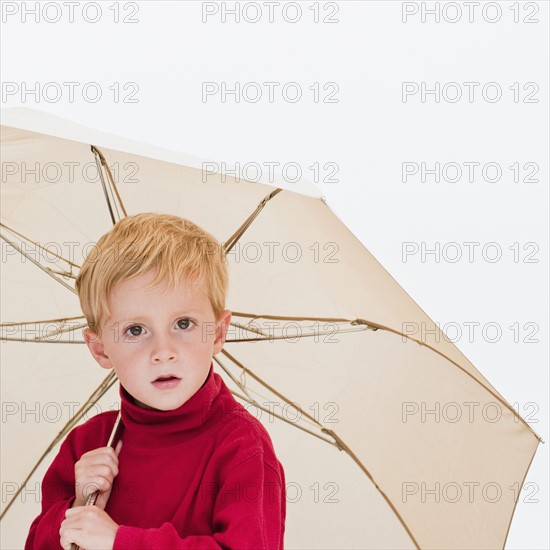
[
  {"x1": 60, "y1": 533, "x2": 74, "y2": 550},
  {"x1": 83, "y1": 446, "x2": 121, "y2": 462},
  {"x1": 78, "y1": 470, "x2": 117, "y2": 495},
  {"x1": 65, "y1": 506, "x2": 85, "y2": 516},
  {"x1": 77, "y1": 455, "x2": 119, "y2": 478},
  {"x1": 60, "y1": 518, "x2": 81, "y2": 549},
  {"x1": 81, "y1": 477, "x2": 112, "y2": 498},
  {"x1": 66, "y1": 505, "x2": 104, "y2": 521},
  {"x1": 89, "y1": 462, "x2": 119, "y2": 480},
  {"x1": 60, "y1": 528, "x2": 84, "y2": 550},
  {"x1": 80, "y1": 446, "x2": 120, "y2": 466},
  {"x1": 76, "y1": 460, "x2": 117, "y2": 483}
]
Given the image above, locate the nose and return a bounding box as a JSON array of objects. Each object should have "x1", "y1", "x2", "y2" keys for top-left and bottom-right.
[{"x1": 150, "y1": 332, "x2": 178, "y2": 364}]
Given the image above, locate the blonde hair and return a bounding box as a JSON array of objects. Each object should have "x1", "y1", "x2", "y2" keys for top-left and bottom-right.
[{"x1": 75, "y1": 212, "x2": 229, "y2": 336}]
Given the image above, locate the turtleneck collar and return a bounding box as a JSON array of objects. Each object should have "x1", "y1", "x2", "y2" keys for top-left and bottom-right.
[{"x1": 118, "y1": 361, "x2": 222, "y2": 449}]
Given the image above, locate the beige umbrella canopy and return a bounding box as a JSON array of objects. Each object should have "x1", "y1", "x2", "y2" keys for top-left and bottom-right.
[{"x1": 0, "y1": 108, "x2": 542, "y2": 549}]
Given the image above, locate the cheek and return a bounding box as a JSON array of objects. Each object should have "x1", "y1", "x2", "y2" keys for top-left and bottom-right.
[
  {"x1": 110, "y1": 341, "x2": 143, "y2": 362},
  {"x1": 180, "y1": 334, "x2": 210, "y2": 352}
]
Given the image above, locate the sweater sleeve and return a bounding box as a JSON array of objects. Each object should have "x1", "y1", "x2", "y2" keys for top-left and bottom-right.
[
  {"x1": 113, "y1": 452, "x2": 286, "y2": 550},
  {"x1": 24, "y1": 432, "x2": 78, "y2": 550}
]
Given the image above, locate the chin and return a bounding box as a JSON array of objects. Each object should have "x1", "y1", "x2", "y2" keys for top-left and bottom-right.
[{"x1": 133, "y1": 386, "x2": 195, "y2": 411}]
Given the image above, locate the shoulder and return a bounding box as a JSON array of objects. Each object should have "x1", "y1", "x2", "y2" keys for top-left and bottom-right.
[{"x1": 210, "y1": 386, "x2": 282, "y2": 476}]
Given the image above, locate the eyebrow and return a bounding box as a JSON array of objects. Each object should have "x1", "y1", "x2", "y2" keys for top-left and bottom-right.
[{"x1": 114, "y1": 312, "x2": 200, "y2": 323}]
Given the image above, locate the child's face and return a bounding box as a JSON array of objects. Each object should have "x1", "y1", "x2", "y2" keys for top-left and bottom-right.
[{"x1": 84, "y1": 269, "x2": 231, "y2": 411}]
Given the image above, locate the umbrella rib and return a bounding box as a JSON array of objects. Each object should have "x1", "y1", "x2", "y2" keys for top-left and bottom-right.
[
  {"x1": 365, "y1": 319, "x2": 545, "y2": 444},
  {"x1": 214, "y1": 354, "x2": 255, "y2": 402},
  {"x1": 0, "y1": 325, "x2": 88, "y2": 343},
  {"x1": 93, "y1": 147, "x2": 116, "y2": 224},
  {"x1": 232, "y1": 311, "x2": 372, "y2": 324},
  {"x1": 223, "y1": 188, "x2": 284, "y2": 253},
  {"x1": 214, "y1": 355, "x2": 324, "y2": 432},
  {"x1": 1, "y1": 315, "x2": 85, "y2": 326},
  {"x1": 321, "y1": 427, "x2": 421, "y2": 549},
  {"x1": 230, "y1": 389, "x2": 340, "y2": 448},
  {"x1": 1, "y1": 337, "x2": 85, "y2": 344},
  {"x1": 34, "y1": 322, "x2": 89, "y2": 342},
  {"x1": 1, "y1": 318, "x2": 88, "y2": 342},
  {"x1": 230, "y1": 312, "x2": 544, "y2": 443},
  {"x1": 228, "y1": 325, "x2": 370, "y2": 343},
  {"x1": 220, "y1": 348, "x2": 323, "y2": 428},
  {"x1": 0, "y1": 222, "x2": 80, "y2": 268},
  {"x1": 47, "y1": 269, "x2": 76, "y2": 279},
  {"x1": 0, "y1": 231, "x2": 76, "y2": 294},
  {"x1": 91, "y1": 145, "x2": 127, "y2": 224},
  {"x1": 100, "y1": 150, "x2": 128, "y2": 219},
  {"x1": 214, "y1": 354, "x2": 340, "y2": 442},
  {"x1": 0, "y1": 371, "x2": 118, "y2": 520},
  {"x1": 230, "y1": 320, "x2": 274, "y2": 338},
  {"x1": 1, "y1": 317, "x2": 88, "y2": 343}
]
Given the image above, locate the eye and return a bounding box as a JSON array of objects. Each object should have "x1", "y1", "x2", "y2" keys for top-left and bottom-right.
[
  {"x1": 177, "y1": 318, "x2": 193, "y2": 330},
  {"x1": 125, "y1": 325, "x2": 144, "y2": 337}
]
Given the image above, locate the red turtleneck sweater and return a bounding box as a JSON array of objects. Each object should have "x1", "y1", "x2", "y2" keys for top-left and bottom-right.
[{"x1": 25, "y1": 363, "x2": 286, "y2": 549}]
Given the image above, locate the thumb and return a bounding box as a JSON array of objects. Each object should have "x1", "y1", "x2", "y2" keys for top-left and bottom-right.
[{"x1": 115, "y1": 439, "x2": 122, "y2": 456}]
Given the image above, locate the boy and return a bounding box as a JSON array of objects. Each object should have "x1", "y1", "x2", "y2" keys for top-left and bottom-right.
[{"x1": 25, "y1": 212, "x2": 286, "y2": 549}]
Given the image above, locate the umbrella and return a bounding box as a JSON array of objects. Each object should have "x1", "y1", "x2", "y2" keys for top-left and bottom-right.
[{"x1": 0, "y1": 107, "x2": 542, "y2": 549}]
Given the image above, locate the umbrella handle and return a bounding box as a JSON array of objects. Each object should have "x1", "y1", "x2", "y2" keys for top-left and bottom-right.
[{"x1": 69, "y1": 411, "x2": 123, "y2": 550}]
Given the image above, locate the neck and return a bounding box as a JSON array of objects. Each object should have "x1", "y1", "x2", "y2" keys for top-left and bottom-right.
[{"x1": 117, "y1": 361, "x2": 223, "y2": 449}]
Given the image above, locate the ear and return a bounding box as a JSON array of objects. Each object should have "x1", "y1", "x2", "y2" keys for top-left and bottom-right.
[
  {"x1": 213, "y1": 310, "x2": 232, "y2": 356},
  {"x1": 83, "y1": 327, "x2": 114, "y2": 370}
]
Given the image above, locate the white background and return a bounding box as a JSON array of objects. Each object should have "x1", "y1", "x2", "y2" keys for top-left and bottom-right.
[{"x1": 1, "y1": 1, "x2": 548, "y2": 548}]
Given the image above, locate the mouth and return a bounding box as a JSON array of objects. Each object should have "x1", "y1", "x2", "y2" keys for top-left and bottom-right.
[{"x1": 152, "y1": 374, "x2": 181, "y2": 390}]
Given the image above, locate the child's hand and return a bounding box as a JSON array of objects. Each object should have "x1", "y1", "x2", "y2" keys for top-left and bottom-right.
[
  {"x1": 60, "y1": 505, "x2": 119, "y2": 550},
  {"x1": 73, "y1": 439, "x2": 122, "y2": 510}
]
